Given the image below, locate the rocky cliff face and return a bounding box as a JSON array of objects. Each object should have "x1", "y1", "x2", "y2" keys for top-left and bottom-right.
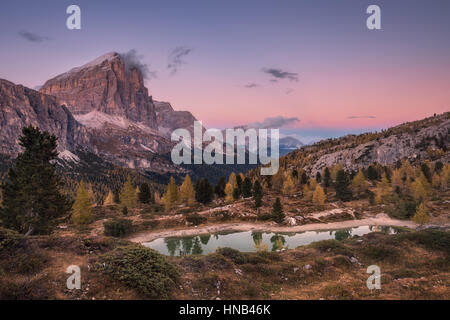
[
  {"x1": 0, "y1": 79, "x2": 89, "y2": 155},
  {"x1": 285, "y1": 113, "x2": 450, "y2": 175},
  {"x1": 154, "y1": 101, "x2": 197, "y2": 138},
  {"x1": 40, "y1": 52, "x2": 157, "y2": 129}
]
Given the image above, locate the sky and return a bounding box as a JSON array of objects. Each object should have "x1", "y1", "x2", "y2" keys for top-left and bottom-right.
[{"x1": 0, "y1": 0, "x2": 449, "y2": 144}]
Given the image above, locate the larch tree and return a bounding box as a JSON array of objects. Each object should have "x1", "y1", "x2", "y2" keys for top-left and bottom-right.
[
  {"x1": 351, "y1": 170, "x2": 368, "y2": 196},
  {"x1": 228, "y1": 172, "x2": 238, "y2": 190},
  {"x1": 180, "y1": 175, "x2": 195, "y2": 205},
  {"x1": 225, "y1": 183, "x2": 234, "y2": 203},
  {"x1": 120, "y1": 176, "x2": 138, "y2": 209},
  {"x1": 0, "y1": 126, "x2": 70, "y2": 235},
  {"x1": 312, "y1": 185, "x2": 326, "y2": 208},
  {"x1": 164, "y1": 177, "x2": 179, "y2": 211},
  {"x1": 282, "y1": 174, "x2": 295, "y2": 195},
  {"x1": 71, "y1": 181, "x2": 94, "y2": 225},
  {"x1": 103, "y1": 190, "x2": 115, "y2": 206},
  {"x1": 412, "y1": 202, "x2": 430, "y2": 225}
]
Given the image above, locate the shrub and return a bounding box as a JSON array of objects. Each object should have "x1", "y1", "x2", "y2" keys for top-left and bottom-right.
[
  {"x1": 103, "y1": 219, "x2": 133, "y2": 237},
  {"x1": 142, "y1": 220, "x2": 159, "y2": 229},
  {"x1": 99, "y1": 245, "x2": 179, "y2": 299},
  {"x1": 216, "y1": 247, "x2": 248, "y2": 264},
  {"x1": 309, "y1": 239, "x2": 353, "y2": 256},
  {"x1": 186, "y1": 214, "x2": 207, "y2": 226},
  {"x1": 361, "y1": 243, "x2": 398, "y2": 261},
  {"x1": 0, "y1": 227, "x2": 24, "y2": 250},
  {"x1": 257, "y1": 213, "x2": 273, "y2": 221},
  {"x1": 396, "y1": 230, "x2": 450, "y2": 256}
]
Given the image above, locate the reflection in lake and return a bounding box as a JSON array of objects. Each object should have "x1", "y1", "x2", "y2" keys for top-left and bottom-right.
[{"x1": 144, "y1": 225, "x2": 399, "y2": 256}]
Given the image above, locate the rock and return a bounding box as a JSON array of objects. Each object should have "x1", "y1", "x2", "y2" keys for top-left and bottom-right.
[
  {"x1": 234, "y1": 268, "x2": 243, "y2": 276},
  {"x1": 285, "y1": 217, "x2": 297, "y2": 226},
  {"x1": 350, "y1": 257, "x2": 361, "y2": 265},
  {"x1": 304, "y1": 264, "x2": 312, "y2": 270},
  {"x1": 0, "y1": 79, "x2": 89, "y2": 156},
  {"x1": 293, "y1": 267, "x2": 299, "y2": 273}
]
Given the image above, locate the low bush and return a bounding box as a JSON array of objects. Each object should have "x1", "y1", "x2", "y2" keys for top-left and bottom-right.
[
  {"x1": 396, "y1": 230, "x2": 450, "y2": 256},
  {"x1": 99, "y1": 245, "x2": 179, "y2": 299},
  {"x1": 309, "y1": 239, "x2": 353, "y2": 257},
  {"x1": 186, "y1": 214, "x2": 207, "y2": 226},
  {"x1": 103, "y1": 219, "x2": 133, "y2": 237},
  {"x1": 216, "y1": 247, "x2": 248, "y2": 264},
  {"x1": 0, "y1": 227, "x2": 24, "y2": 250}
]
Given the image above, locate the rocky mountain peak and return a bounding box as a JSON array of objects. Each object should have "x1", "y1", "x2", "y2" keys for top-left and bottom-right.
[{"x1": 40, "y1": 52, "x2": 157, "y2": 129}]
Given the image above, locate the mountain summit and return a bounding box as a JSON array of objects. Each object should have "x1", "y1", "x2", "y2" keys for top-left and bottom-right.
[{"x1": 40, "y1": 52, "x2": 157, "y2": 129}]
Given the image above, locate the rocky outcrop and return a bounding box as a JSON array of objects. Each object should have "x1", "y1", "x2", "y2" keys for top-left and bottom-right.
[
  {"x1": 0, "y1": 79, "x2": 89, "y2": 155},
  {"x1": 40, "y1": 52, "x2": 157, "y2": 129},
  {"x1": 297, "y1": 113, "x2": 450, "y2": 175},
  {"x1": 154, "y1": 101, "x2": 197, "y2": 138}
]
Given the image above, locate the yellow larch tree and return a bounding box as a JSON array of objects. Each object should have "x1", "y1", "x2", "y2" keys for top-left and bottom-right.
[
  {"x1": 180, "y1": 175, "x2": 195, "y2": 206},
  {"x1": 71, "y1": 181, "x2": 93, "y2": 225},
  {"x1": 312, "y1": 185, "x2": 326, "y2": 208},
  {"x1": 120, "y1": 176, "x2": 138, "y2": 209}
]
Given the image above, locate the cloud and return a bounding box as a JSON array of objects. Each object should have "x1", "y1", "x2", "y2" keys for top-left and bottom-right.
[
  {"x1": 243, "y1": 83, "x2": 260, "y2": 88},
  {"x1": 120, "y1": 49, "x2": 156, "y2": 80},
  {"x1": 168, "y1": 46, "x2": 192, "y2": 75},
  {"x1": 262, "y1": 68, "x2": 299, "y2": 82},
  {"x1": 18, "y1": 31, "x2": 51, "y2": 42},
  {"x1": 244, "y1": 116, "x2": 300, "y2": 129},
  {"x1": 347, "y1": 115, "x2": 376, "y2": 119}
]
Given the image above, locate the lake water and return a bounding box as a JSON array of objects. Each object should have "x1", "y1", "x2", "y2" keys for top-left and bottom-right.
[{"x1": 143, "y1": 225, "x2": 399, "y2": 256}]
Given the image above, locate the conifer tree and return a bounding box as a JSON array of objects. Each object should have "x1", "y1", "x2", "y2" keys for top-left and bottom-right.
[
  {"x1": 272, "y1": 198, "x2": 285, "y2": 224},
  {"x1": 71, "y1": 181, "x2": 93, "y2": 225},
  {"x1": 282, "y1": 174, "x2": 295, "y2": 195},
  {"x1": 214, "y1": 177, "x2": 226, "y2": 198},
  {"x1": 228, "y1": 172, "x2": 237, "y2": 190},
  {"x1": 0, "y1": 126, "x2": 70, "y2": 235},
  {"x1": 323, "y1": 167, "x2": 331, "y2": 188},
  {"x1": 154, "y1": 191, "x2": 162, "y2": 204},
  {"x1": 138, "y1": 183, "x2": 152, "y2": 204},
  {"x1": 164, "y1": 177, "x2": 179, "y2": 211},
  {"x1": 242, "y1": 177, "x2": 253, "y2": 198},
  {"x1": 335, "y1": 169, "x2": 352, "y2": 201},
  {"x1": 252, "y1": 180, "x2": 263, "y2": 208},
  {"x1": 236, "y1": 174, "x2": 243, "y2": 197},
  {"x1": 412, "y1": 202, "x2": 430, "y2": 225},
  {"x1": 351, "y1": 170, "x2": 368, "y2": 196},
  {"x1": 303, "y1": 184, "x2": 312, "y2": 201},
  {"x1": 195, "y1": 178, "x2": 213, "y2": 204},
  {"x1": 315, "y1": 171, "x2": 322, "y2": 183},
  {"x1": 312, "y1": 185, "x2": 326, "y2": 208},
  {"x1": 180, "y1": 175, "x2": 195, "y2": 205},
  {"x1": 104, "y1": 190, "x2": 115, "y2": 206},
  {"x1": 113, "y1": 190, "x2": 120, "y2": 204},
  {"x1": 225, "y1": 183, "x2": 234, "y2": 202},
  {"x1": 120, "y1": 176, "x2": 138, "y2": 209}
]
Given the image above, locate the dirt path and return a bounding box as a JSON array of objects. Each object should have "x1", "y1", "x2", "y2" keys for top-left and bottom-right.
[{"x1": 128, "y1": 213, "x2": 418, "y2": 243}]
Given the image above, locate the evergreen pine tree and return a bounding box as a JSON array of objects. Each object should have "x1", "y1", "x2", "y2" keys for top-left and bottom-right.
[
  {"x1": 71, "y1": 181, "x2": 94, "y2": 225},
  {"x1": 236, "y1": 175, "x2": 243, "y2": 197},
  {"x1": 214, "y1": 177, "x2": 226, "y2": 198},
  {"x1": 138, "y1": 183, "x2": 152, "y2": 204},
  {"x1": 0, "y1": 126, "x2": 70, "y2": 235},
  {"x1": 195, "y1": 178, "x2": 213, "y2": 204},
  {"x1": 315, "y1": 171, "x2": 322, "y2": 183},
  {"x1": 242, "y1": 177, "x2": 253, "y2": 198},
  {"x1": 323, "y1": 167, "x2": 331, "y2": 188},
  {"x1": 252, "y1": 180, "x2": 263, "y2": 208},
  {"x1": 335, "y1": 169, "x2": 352, "y2": 201},
  {"x1": 113, "y1": 190, "x2": 120, "y2": 204},
  {"x1": 272, "y1": 198, "x2": 285, "y2": 224},
  {"x1": 122, "y1": 206, "x2": 128, "y2": 216}
]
